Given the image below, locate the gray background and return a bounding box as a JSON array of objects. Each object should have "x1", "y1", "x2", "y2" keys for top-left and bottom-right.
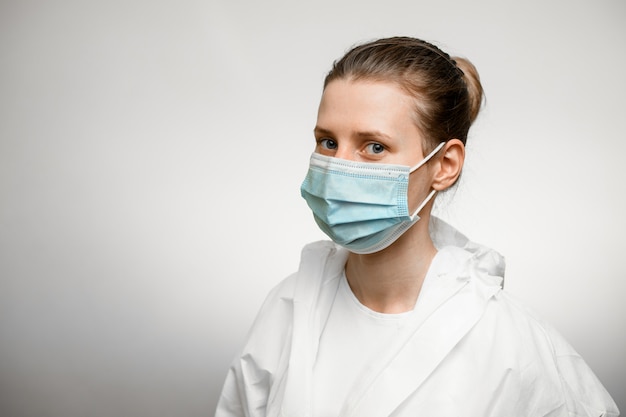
[{"x1": 1, "y1": 0, "x2": 624, "y2": 415}]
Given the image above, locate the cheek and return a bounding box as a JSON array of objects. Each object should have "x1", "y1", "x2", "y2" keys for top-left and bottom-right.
[{"x1": 407, "y1": 168, "x2": 434, "y2": 212}]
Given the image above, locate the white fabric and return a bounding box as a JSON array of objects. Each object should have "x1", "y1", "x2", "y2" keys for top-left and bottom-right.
[
  {"x1": 215, "y1": 217, "x2": 619, "y2": 417},
  {"x1": 312, "y1": 274, "x2": 414, "y2": 417}
]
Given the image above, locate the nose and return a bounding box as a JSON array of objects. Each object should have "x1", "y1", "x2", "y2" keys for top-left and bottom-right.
[{"x1": 333, "y1": 144, "x2": 356, "y2": 161}]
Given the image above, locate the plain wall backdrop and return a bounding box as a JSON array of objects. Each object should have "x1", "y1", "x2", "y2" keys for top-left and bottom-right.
[{"x1": 1, "y1": 0, "x2": 624, "y2": 415}]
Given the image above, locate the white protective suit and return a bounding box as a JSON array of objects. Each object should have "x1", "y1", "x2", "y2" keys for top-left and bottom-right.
[{"x1": 215, "y1": 217, "x2": 619, "y2": 417}]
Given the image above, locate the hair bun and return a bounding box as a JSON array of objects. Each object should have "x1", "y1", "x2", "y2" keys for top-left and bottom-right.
[{"x1": 452, "y1": 56, "x2": 484, "y2": 124}]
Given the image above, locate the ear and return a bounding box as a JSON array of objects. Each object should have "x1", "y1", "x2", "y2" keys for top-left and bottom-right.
[{"x1": 432, "y1": 139, "x2": 465, "y2": 191}]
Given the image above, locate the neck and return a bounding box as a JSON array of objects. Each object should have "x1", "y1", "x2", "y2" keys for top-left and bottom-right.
[{"x1": 345, "y1": 213, "x2": 437, "y2": 314}]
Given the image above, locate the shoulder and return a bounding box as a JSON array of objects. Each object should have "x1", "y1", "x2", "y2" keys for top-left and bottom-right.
[
  {"x1": 260, "y1": 240, "x2": 344, "y2": 303},
  {"x1": 434, "y1": 237, "x2": 618, "y2": 415},
  {"x1": 475, "y1": 291, "x2": 619, "y2": 416},
  {"x1": 474, "y1": 290, "x2": 581, "y2": 367},
  {"x1": 244, "y1": 239, "x2": 346, "y2": 340},
  {"x1": 231, "y1": 240, "x2": 345, "y2": 371}
]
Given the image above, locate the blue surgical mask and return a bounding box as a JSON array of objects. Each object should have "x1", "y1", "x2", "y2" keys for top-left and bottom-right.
[{"x1": 300, "y1": 142, "x2": 445, "y2": 254}]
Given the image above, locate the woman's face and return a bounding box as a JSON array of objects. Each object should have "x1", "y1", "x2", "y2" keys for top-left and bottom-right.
[{"x1": 314, "y1": 78, "x2": 434, "y2": 212}]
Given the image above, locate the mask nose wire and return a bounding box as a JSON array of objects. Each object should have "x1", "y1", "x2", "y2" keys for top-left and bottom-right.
[{"x1": 407, "y1": 141, "x2": 446, "y2": 218}]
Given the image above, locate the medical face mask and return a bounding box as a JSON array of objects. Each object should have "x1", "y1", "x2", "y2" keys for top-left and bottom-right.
[{"x1": 300, "y1": 142, "x2": 445, "y2": 254}]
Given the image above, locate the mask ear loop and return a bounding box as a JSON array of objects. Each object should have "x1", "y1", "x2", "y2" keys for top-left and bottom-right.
[
  {"x1": 409, "y1": 141, "x2": 446, "y2": 173},
  {"x1": 408, "y1": 141, "x2": 446, "y2": 219},
  {"x1": 410, "y1": 189, "x2": 437, "y2": 219}
]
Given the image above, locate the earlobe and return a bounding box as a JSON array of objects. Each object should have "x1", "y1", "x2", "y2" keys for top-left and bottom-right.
[{"x1": 432, "y1": 139, "x2": 465, "y2": 191}]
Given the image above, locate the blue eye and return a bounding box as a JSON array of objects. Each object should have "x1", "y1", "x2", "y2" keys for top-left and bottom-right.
[
  {"x1": 320, "y1": 138, "x2": 338, "y2": 150},
  {"x1": 366, "y1": 143, "x2": 385, "y2": 154}
]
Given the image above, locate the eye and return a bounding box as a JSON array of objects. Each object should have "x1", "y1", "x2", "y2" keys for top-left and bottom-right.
[
  {"x1": 365, "y1": 142, "x2": 385, "y2": 154},
  {"x1": 319, "y1": 138, "x2": 338, "y2": 150}
]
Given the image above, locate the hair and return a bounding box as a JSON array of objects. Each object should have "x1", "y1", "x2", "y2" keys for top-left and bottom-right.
[{"x1": 324, "y1": 37, "x2": 484, "y2": 153}]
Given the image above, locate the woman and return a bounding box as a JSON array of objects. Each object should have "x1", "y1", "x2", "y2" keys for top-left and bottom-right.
[{"x1": 215, "y1": 37, "x2": 619, "y2": 417}]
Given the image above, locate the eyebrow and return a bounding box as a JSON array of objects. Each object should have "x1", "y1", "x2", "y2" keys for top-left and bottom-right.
[
  {"x1": 313, "y1": 126, "x2": 392, "y2": 141},
  {"x1": 313, "y1": 126, "x2": 333, "y2": 137}
]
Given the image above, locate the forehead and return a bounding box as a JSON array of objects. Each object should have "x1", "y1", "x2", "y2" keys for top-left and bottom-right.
[
  {"x1": 319, "y1": 78, "x2": 411, "y2": 111},
  {"x1": 317, "y1": 79, "x2": 419, "y2": 136}
]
